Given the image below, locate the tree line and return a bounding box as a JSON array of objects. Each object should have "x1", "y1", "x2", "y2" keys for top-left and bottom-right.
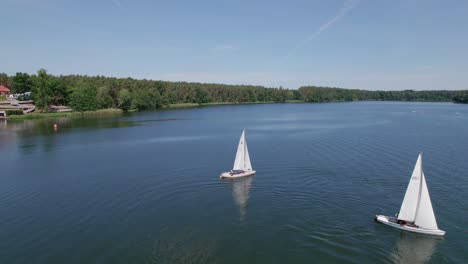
[
  {"x1": 0, "y1": 70, "x2": 300, "y2": 113},
  {"x1": 298, "y1": 86, "x2": 468, "y2": 103},
  {"x1": 453, "y1": 91, "x2": 468, "y2": 104},
  {"x1": 0, "y1": 70, "x2": 467, "y2": 114}
]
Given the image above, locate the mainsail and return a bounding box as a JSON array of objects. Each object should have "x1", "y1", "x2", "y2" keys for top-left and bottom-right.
[
  {"x1": 233, "y1": 130, "x2": 252, "y2": 171},
  {"x1": 414, "y1": 172, "x2": 438, "y2": 229},
  {"x1": 398, "y1": 154, "x2": 423, "y2": 222},
  {"x1": 398, "y1": 153, "x2": 438, "y2": 229},
  {"x1": 243, "y1": 135, "x2": 252, "y2": 171}
]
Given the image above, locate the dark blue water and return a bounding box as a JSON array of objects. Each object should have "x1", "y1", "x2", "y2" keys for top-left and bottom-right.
[{"x1": 1, "y1": 102, "x2": 467, "y2": 263}]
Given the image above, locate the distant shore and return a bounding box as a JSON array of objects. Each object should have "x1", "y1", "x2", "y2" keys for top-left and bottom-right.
[
  {"x1": 6, "y1": 99, "x2": 465, "y2": 121},
  {"x1": 7, "y1": 101, "x2": 306, "y2": 120},
  {"x1": 8, "y1": 108, "x2": 123, "y2": 121},
  {"x1": 164, "y1": 100, "x2": 302, "y2": 109}
]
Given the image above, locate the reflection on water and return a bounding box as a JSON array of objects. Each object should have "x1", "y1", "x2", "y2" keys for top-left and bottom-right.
[
  {"x1": 0, "y1": 120, "x2": 15, "y2": 150},
  {"x1": 0, "y1": 116, "x2": 197, "y2": 154},
  {"x1": 231, "y1": 176, "x2": 253, "y2": 221},
  {"x1": 1, "y1": 117, "x2": 139, "y2": 153},
  {"x1": 9, "y1": 117, "x2": 138, "y2": 136},
  {"x1": 390, "y1": 233, "x2": 439, "y2": 264}
]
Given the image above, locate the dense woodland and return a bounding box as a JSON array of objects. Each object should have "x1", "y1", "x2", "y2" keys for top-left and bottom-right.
[
  {"x1": 0, "y1": 70, "x2": 467, "y2": 113},
  {"x1": 298, "y1": 86, "x2": 468, "y2": 103},
  {"x1": 452, "y1": 91, "x2": 468, "y2": 104}
]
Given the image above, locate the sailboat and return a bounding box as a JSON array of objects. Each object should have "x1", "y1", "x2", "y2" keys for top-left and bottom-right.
[
  {"x1": 220, "y1": 130, "x2": 256, "y2": 179},
  {"x1": 375, "y1": 153, "x2": 445, "y2": 236}
]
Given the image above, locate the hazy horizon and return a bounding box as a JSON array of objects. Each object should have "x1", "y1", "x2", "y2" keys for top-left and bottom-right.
[{"x1": 2, "y1": 0, "x2": 468, "y2": 90}]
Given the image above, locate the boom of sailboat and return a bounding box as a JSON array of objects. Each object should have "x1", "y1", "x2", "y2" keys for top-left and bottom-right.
[{"x1": 220, "y1": 131, "x2": 445, "y2": 236}]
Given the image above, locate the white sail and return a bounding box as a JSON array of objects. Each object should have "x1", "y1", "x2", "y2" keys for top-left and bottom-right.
[
  {"x1": 232, "y1": 130, "x2": 253, "y2": 171},
  {"x1": 414, "y1": 172, "x2": 438, "y2": 230},
  {"x1": 243, "y1": 135, "x2": 252, "y2": 171},
  {"x1": 398, "y1": 153, "x2": 423, "y2": 222},
  {"x1": 233, "y1": 130, "x2": 246, "y2": 170}
]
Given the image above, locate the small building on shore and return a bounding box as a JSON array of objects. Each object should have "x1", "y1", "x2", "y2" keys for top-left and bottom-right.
[
  {"x1": 0, "y1": 85, "x2": 11, "y2": 96},
  {"x1": 8, "y1": 91, "x2": 31, "y2": 100}
]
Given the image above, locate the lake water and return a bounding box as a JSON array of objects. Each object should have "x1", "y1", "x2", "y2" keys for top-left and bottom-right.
[{"x1": 1, "y1": 102, "x2": 467, "y2": 263}]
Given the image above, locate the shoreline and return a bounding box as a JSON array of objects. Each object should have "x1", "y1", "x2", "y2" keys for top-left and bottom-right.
[
  {"x1": 7, "y1": 101, "x2": 301, "y2": 120},
  {"x1": 6, "y1": 100, "x2": 464, "y2": 121},
  {"x1": 164, "y1": 101, "x2": 302, "y2": 109},
  {"x1": 8, "y1": 108, "x2": 123, "y2": 121}
]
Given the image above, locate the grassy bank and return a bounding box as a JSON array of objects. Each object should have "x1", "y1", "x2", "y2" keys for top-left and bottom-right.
[
  {"x1": 7, "y1": 101, "x2": 305, "y2": 120},
  {"x1": 8, "y1": 108, "x2": 123, "y2": 120},
  {"x1": 165, "y1": 101, "x2": 292, "y2": 109}
]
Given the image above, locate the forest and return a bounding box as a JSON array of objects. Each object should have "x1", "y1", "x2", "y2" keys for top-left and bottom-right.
[
  {"x1": 0, "y1": 70, "x2": 467, "y2": 114},
  {"x1": 298, "y1": 86, "x2": 468, "y2": 103}
]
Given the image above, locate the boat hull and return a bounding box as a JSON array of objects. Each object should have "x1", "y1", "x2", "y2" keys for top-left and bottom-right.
[
  {"x1": 375, "y1": 215, "x2": 445, "y2": 236},
  {"x1": 220, "y1": 170, "x2": 256, "y2": 179}
]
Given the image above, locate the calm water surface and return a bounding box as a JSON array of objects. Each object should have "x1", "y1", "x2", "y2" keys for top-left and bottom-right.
[{"x1": 1, "y1": 102, "x2": 467, "y2": 263}]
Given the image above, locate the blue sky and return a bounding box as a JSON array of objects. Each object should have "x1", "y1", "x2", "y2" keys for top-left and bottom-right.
[{"x1": 2, "y1": 0, "x2": 468, "y2": 90}]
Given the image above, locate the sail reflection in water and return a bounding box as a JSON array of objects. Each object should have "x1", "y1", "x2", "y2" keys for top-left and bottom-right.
[
  {"x1": 231, "y1": 177, "x2": 253, "y2": 221},
  {"x1": 390, "y1": 234, "x2": 439, "y2": 264}
]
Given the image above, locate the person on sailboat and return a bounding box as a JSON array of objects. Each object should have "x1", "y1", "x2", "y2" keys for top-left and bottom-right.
[{"x1": 230, "y1": 170, "x2": 244, "y2": 175}]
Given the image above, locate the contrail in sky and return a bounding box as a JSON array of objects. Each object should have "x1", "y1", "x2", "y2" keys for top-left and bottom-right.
[{"x1": 282, "y1": 0, "x2": 360, "y2": 61}]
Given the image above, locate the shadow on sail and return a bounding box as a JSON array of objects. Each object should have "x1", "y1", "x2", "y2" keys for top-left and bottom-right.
[
  {"x1": 390, "y1": 233, "x2": 440, "y2": 264},
  {"x1": 231, "y1": 176, "x2": 253, "y2": 221}
]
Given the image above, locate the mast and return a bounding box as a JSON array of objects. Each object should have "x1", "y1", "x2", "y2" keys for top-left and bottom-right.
[{"x1": 413, "y1": 152, "x2": 423, "y2": 223}]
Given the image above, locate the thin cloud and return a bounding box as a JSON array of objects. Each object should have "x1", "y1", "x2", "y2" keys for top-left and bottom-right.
[{"x1": 282, "y1": 0, "x2": 360, "y2": 60}]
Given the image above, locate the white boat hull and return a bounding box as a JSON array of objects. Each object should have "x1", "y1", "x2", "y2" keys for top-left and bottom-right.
[
  {"x1": 375, "y1": 215, "x2": 445, "y2": 236},
  {"x1": 220, "y1": 170, "x2": 256, "y2": 179}
]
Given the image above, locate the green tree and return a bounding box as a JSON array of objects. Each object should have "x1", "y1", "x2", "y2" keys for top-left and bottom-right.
[
  {"x1": 32, "y1": 69, "x2": 52, "y2": 111},
  {"x1": 194, "y1": 87, "x2": 209, "y2": 105},
  {"x1": 145, "y1": 88, "x2": 162, "y2": 109},
  {"x1": 96, "y1": 86, "x2": 114, "y2": 109},
  {"x1": 453, "y1": 91, "x2": 468, "y2": 104},
  {"x1": 0, "y1": 73, "x2": 10, "y2": 88},
  {"x1": 49, "y1": 78, "x2": 69, "y2": 105},
  {"x1": 118, "y1": 88, "x2": 133, "y2": 111},
  {"x1": 130, "y1": 89, "x2": 145, "y2": 110},
  {"x1": 131, "y1": 88, "x2": 162, "y2": 111},
  {"x1": 12, "y1": 72, "x2": 33, "y2": 94},
  {"x1": 69, "y1": 86, "x2": 97, "y2": 117}
]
